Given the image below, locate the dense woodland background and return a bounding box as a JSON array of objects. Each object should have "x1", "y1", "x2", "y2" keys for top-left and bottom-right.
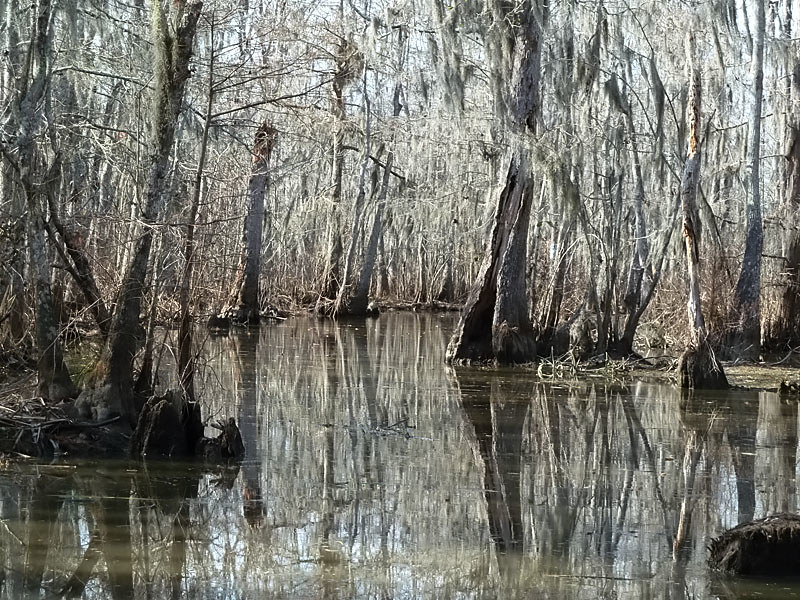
[{"x1": 1, "y1": 0, "x2": 799, "y2": 403}]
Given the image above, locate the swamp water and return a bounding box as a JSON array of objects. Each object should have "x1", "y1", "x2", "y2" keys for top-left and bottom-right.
[{"x1": 1, "y1": 312, "x2": 800, "y2": 599}]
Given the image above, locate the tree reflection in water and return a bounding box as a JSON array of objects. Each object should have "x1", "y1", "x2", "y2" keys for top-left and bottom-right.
[{"x1": 0, "y1": 314, "x2": 798, "y2": 599}]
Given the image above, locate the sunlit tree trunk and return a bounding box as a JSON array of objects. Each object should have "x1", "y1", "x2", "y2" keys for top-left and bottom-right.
[
  {"x1": 225, "y1": 122, "x2": 276, "y2": 325},
  {"x1": 729, "y1": 0, "x2": 765, "y2": 357},
  {"x1": 677, "y1": 39, "x2": 727, "y2": 389},
  {"x1": 618, "y1": 102, "x2": 651, "y2": 355},
  {"x1": 769, "y1": 27, "x2": 800, "y2": 347},
  {"x1": 347, "y1": 153, "x2": 393, "y2": 315}
]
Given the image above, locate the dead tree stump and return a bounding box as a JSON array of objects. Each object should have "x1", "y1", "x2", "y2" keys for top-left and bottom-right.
[
  {"x1": 131, "y1": 390, "x2": 244, "y2": 461},
  {"x1": 678, "y1": 341, "x2": 729, "y2": 389}
]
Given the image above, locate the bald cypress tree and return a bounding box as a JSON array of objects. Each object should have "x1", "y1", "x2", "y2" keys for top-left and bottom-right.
[{"x1": 78, "y1": 1, "x2": 202, "y2": 423}]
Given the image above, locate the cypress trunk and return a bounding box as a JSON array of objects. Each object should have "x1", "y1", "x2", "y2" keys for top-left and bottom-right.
[
  {"x1": 768, "y1": 56, "x2": 800, "y2": 347},
  {"x1": 729, "y1": 0, "x2": 766, "y2": 358},
  {"x1": 225, "y1": 122, "x2": 276, "y2": 325},
  {"x1": 446, "y1": 0, "x2": 540, "y2": 364},
  {"x1": 78, "y1": 2, "x2": 202, "y2": 424},
  {"x1": 677, "y1": 40, "x2": 728, "y2": 390}
]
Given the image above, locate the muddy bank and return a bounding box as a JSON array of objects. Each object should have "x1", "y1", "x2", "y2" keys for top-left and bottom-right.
[
  {"x1": 0, "y1": 389, "x2": 129, "y2": 459},
  {"x1": 0, "y1": 385, "x2": 245, "y2": 461}
]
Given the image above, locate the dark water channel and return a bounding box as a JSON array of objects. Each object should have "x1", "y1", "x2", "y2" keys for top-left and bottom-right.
[{"x1": 2, "y1": 313, "x2": 800, "y2": 598}]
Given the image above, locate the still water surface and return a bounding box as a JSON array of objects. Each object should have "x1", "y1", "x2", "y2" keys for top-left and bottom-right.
[{"x1": 1, "y1": 313, "x2": 800, "y2": 599}]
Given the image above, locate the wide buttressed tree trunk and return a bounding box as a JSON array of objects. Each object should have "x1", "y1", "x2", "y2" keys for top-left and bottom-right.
[
  {"x1": 224, "y1": 122, "x2": 277, "y2": 325},
  {"x1": 677, "y1": 39, "x2": 728, "y2": 390},
  {"x1": 77, "y1": 1, "x2": 202, "y2": 424},
  {"x1": 446, "y1": 0, "x2": 540, "y2": 364},
  {"x1": 728, "y1": 0, "x2": 765, "y2": 359}
]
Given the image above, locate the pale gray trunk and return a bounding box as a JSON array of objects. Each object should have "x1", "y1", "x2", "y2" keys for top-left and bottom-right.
[
  {"x1": 28, "y1": 195, "x2": 75, "y2": 401},
  {"x1": 226, "y1": 122, "x2": 275, "y2": 325},
  {"x1": 678, "y1": 40, "x2": 727, "y2": 389},
  {"x1": 768, "y1": 8, "x2": 800, "y2": 347},
  {"x1": 730, "y1": 0, "x2": 765, "y2": 356},
  {"x1": 1, "y1": 4, "x2": 26, "y2": 342},
  {"x1": 344, "y1": 153, "x2": 393, "y2": 316},
  {"x1": 12, "y1": 0, "x2": 76, "y2": 400}
]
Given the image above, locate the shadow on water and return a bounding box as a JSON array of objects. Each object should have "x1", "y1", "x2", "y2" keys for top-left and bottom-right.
[{"x1": 2, "y1": 314, "x2": 800, "y2": 598}]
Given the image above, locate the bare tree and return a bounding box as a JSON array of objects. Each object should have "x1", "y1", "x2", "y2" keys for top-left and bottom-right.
[
  {"x1": 224, "y1": 122, "x2": 277, "y2": 325},
  {"x1": 729, "y1": 0, "x2": 766, "y2": 358},
  {"x1": 1, "y1": 0, "x2": 76, "y2": 400}
]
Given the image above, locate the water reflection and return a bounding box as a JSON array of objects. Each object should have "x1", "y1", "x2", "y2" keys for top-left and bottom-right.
[{"x1": 0, "y1": 314, "x2": 799, "y2": 598}]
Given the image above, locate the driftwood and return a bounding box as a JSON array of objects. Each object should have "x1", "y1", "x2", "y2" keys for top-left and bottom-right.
[{"x1": 709, "y1": 513, "x2": 800, "y2": 576}]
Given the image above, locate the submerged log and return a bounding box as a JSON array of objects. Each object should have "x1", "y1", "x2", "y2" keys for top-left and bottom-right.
[{"x1": 709, "y1": 513, "x2": 800, "y2": 576}]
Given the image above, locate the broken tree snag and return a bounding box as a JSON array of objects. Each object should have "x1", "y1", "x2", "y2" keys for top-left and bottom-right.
[
  {"x1": 446, "y1": 0, "x2": 540, "y2": 365},
  {"x1": 224, "y1": 122, "x2": 277, "y2": 326},
  {"x1": 130, "y1": 390, "x2": 244, "y2": 461},
  {"x1": 677, "y1": 37, "x2": 727, "y2": 389},
  {"x1": 709, "y1": 513, "x2": 800, "y2": 576}
]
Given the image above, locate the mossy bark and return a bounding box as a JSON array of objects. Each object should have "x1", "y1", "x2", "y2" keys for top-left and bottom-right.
[{"x1": 83, "y1": 3, "x2": 202, "y2": 425}]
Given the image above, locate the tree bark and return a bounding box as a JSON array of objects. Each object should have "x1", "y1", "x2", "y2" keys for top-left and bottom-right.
[
  {"x1": 447, "y1": 0, "x2": 540, "y2": 364},
  {"x1": 342, "y1": 152, "x2": 393, "y2": 316},
  {"x1": 45, "y1": 193, "x2": 110, "y2": 336},
  {"x1": 678, "y1": 41, "x2": 728, "y2": 389},
  {"x1": 79, "y1": 2, "x2": 202, "y2": 424},
  {"x1": 321, "y1": 39, "x2": 360, "y2": 300},
  {"x1": 334, "y1": 84, "x2": 371, "y2": 316},
  {"x1": 618, "y1": 101, "x2": 652, "y2": 355},
  {"x1": 729, "y1": 0, "x2": 765, "y2": 358},
  {"x1": 225, "y1": 122, "x2": 276, "y2": 325},
  {"x1": 7, "y1": 0, "x2": 77, "y2": 400},
  {"x1": 768, "y1": 54, "x2": 800, "y2": 346},
  {"x1": 178, "y1": 25, "x2": 215, "y2": 408}
]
